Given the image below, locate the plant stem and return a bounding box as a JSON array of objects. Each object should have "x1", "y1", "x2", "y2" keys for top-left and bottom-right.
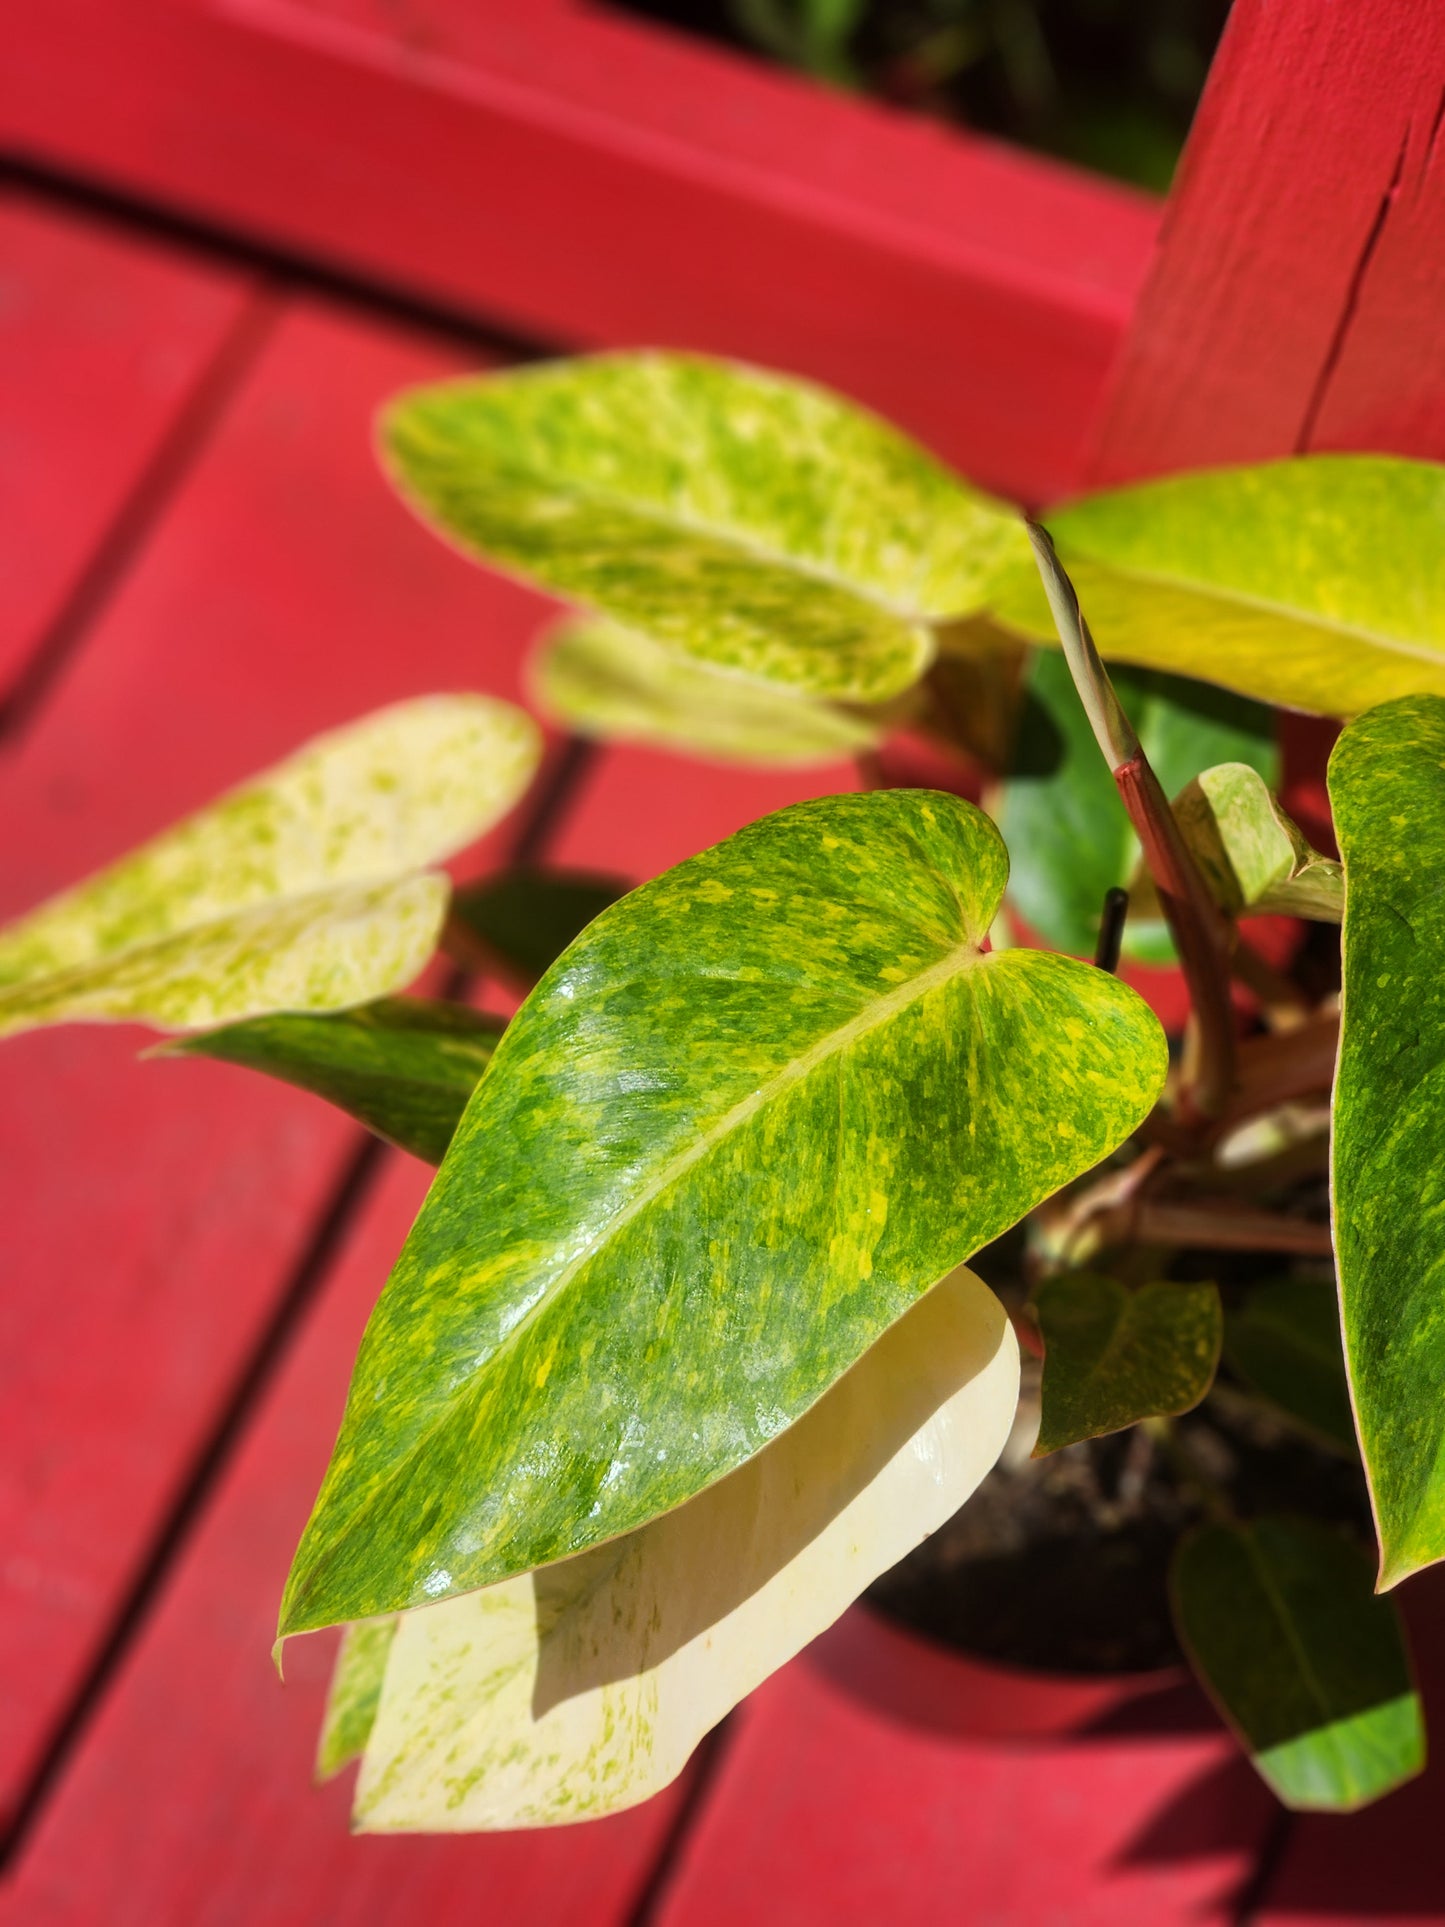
[
  {"x1": 1027, "y1": 525, "x2": 1237, "y2": 1121},
  {"x1": 1130, "y1": 1199, "x2": 1333, "y2": 1257}
]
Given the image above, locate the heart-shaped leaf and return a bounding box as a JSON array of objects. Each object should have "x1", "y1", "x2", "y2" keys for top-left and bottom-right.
[
  {"x1": 280, "y1": 789, "x2": 1167, "y2": 1638},
  {"x1": 349, "y1": 1266, "x2": 1017, "y2": 1830},
  {"x1": 992, "y1": 457, "x2": 1445, "y2": 718},
  {"x1": 0, "y1": 696, "x2": 540, "y2": 1038},
  {"x1": 1033, "y1": 1273, "x2": 1221, "y2": 1454},
  {"x1": 1172, "y1": 764, "x2": 1342, "y2": 921},
  {"x1": 531, "y1": 615, "x2": 881, "y2": 766},
  {"x1": 1171, "y1": 1516, "x2": 1423, "y2": 1811},
  {"x1": 1330, "y1": 694, "x2": 1445, "y2": 1587},
  {"x1": 1223, "y1": 1280, "x2": 1356, "y2": 1457},
  {"x1": 999, "y1": 653, "x2": 1276, "y2": 961},
  {"x1": 316, "y1": 1617, "x2": 397, "y2": 1781},
  {"x1": 164, "y1": 998, "x2": 504, "y2": 1165},
  {"x1": 382, "y1": 354, "x2": 1030, "y2": 703},
  {"x1": 448, "y1": 866, "x2": 629, "y2": 988}
]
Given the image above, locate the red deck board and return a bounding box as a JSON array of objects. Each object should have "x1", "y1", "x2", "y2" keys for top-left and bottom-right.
[
  {"x1": 0, "y1": 189, "x2": 256, "y2": 704},
  {"x1": 0, "y1": 1153, "x2": 689, "y2": 1927},
  {"x1": 652, "y1": 1624, "x2": 1274, "y2": 1925},
  {"x1": 0, "y1": 0, "x2": 1158, "y2": 503},
  {"x1": 0, "y1": 289, "x2": 560, "y2": 1830},
  {"x1": 1085, "y1": 0, "x2": 1445, "y2": 482}
]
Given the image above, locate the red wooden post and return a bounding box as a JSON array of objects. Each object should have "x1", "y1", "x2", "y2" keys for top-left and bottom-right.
[{"x1": 1085, "y1": 0, "x2": 1445, "y2": 482}]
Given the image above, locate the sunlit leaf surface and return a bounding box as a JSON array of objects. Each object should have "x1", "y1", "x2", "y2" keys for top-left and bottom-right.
[
  {"x1": 995, "y1": 457, "x2": 1445, "y2": 717},
  {"x1": 383, "y1": 354, "x2": 1030, "y2": 703},
  {"x1": 351, "y1": 1267, "x2": 1017, "y2": 1830},
  {"x1": 0, "y1": 696, "x2": 540, "y2": 1037},
  {"x1": 280, "y1": 789, "x2": 1166, "y2": 1636}
]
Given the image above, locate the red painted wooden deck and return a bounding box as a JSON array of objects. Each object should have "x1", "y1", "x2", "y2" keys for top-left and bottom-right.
[{"x1": 3, "y1": 1, "x2": 1445, "y2": 1917}]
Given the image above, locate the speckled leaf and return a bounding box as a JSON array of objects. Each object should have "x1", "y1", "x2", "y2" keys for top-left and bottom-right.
[
  {"x1": 992, "y1": 457, "x2": 1445, "y2": 717},
  {"x1": 0, "y1": 696, "x2": 541, "y2": 1038},
  {"x1": 1223, "y1": 1281, "x2": 1356, "y2": 1456},
  {"x1": 1173, "y1": 764, "x2": 1342, "y2": 921},
  {"x1": 531, "y1": 615, "x2": 881, "y2": 766},
  {"x1": 352, "y1": 1266, "x2": 1017, "y2": 1830},
  {"x1": 163, "y1": 998, "x2": 504, "y2": 1164},
  {"x1": 1330, "y1": 695, "x2": 1445, "y2": 1587},
  {"x1": 449, "y1": 868, "x2": 628, "y2": 987},
  {"x1": 316, "y1": 1618, "x2": 397, "y2": 1780},
  {"x1": 1172, "y1": 1516, "x2": 1423, "y2": 1811},
  {"x1": 280, "y1": 789, "x2": 1167, "y2": 1638},
  {"x1": 1033, "y1": 1274, "x2": 1221, "y2": 1454},
  {"x1": 382, "y1": 354, "x2": 1030, "y2": 703},
  {"x1": 999, "y1": 653, "x2": 1275, "y2": 961}
]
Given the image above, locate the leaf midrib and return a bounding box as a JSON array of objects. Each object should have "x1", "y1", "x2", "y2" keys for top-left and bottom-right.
[
  {"x1": 1066, "y1": 553, "x2": 1445, "y2": 669},
  {"x1": 290, "y1": 930, "x2": 990, "y2": 1615}
]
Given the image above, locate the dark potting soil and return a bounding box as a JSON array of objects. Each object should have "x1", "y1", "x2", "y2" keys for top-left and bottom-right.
[{"x1": 867, "y1": 1359, "x2": 1375, "y2": 1675}]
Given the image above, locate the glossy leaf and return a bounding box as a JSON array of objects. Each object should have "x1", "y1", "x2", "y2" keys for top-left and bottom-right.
[
  {"x1": 383, "y1": 353, "x2": 1030, "y2": 703},
  {"x1": 280, "y1": 788, "x2": 1167, "y2": 1637},
  {"x1": 449, "y1": 867, "x2": 628, "y2": 987},
  {"x1": 531, "y1": 615, "x2": 881, "y2": 766},
  {"x1": 1223, "y1": 1280, "x2": 1356, "y2": 1456},
  {"x1": 1172, "y1": 1516, "x2": 1423, "y2": 1811},
  {"x1": 0, "y1": 696, "x2": 541, "y2": 1039},
  {"x1": 316, "y1": 1618, "x2": 397, "y2": 1781},
  {"x1": 1033, "y1": 1273, "x2": 1221, "y2": 1454},
  {"x1": 163, "y1": 998, "x2": 503, "y2": 1164},
  {"x1": 1331, "y1": 695, "x2": 1445, "y2": 1586},
  {"x1": 999, "y1": 652, "x2": 1276, "y2": 961},
  {"x1": 351, "y1": 1266, "x2": 1017, "y2": 1830},
  {"x1": 993, "y1": 457, "x2": 1445, "y2": 717},
  {"x1": 1173, "y1": 764, "x2": 1342, "y2": 921}
]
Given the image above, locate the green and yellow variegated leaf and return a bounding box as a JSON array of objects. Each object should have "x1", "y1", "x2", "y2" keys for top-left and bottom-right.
[
  {"x1": 316, "y1": 1618, "x2": 397, "y2": 1780},
  {"x1": 1000, "y1": 654, "x2": 1276, "y2": 962},
  {"x1": 992, "y1": 457, "x2": 1445, "y2": 717},
  {"x1": 0, "y1": 696, "x2": 540, "y2": 1038},
  {"x1": 352, "y1": 1266, "x2": 1017, "y2": 1831},
  {"x1": 1033, "y1": 1273, "x2": 1221, "y2": 1454},
  {"x1": 280, "y1": 789, "x2": 1167, "y2": 1638},
  {"x1": 164, "y1": 998, "x2": 504, "y2": 1164},
  {"x1": 531, "y1": 615, "x2": 880, "y2": 766},
  {"x1": 382, "y1": 354, "x2": 1030, "y2": 704},
  {"x1": 1172, "y1": 1516, "x2": 1423, "y2": 1811},
  {"x1": 1172, "y1": 763, "x2": 1342, "y2": 921},
  {"x1": 1330, "y1": 695, "x2": 1445, "y2": 1586}
]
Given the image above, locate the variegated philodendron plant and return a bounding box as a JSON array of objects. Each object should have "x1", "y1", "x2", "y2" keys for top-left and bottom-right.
[{"x1": 9, "y1": 354, "x2": 1445, "y2": 1822}]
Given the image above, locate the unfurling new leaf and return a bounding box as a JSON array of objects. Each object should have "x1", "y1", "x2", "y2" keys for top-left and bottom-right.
[
  {"x1": 1173, "y1": 763, "x2": 1342, "y2": 922},
  {"x1": 0, "y1": 696, "x2": 541, "y2": 1038},
  {"x1": 349, "y1": 1267, "x2": 1017, "y2": 1830},
  {"x1": 1033, "y1": 1273, "x2": 1221, "y2": 1454},
  {"x1": 280, "y1": 788, "x2": 1167, "y2": 1638}
]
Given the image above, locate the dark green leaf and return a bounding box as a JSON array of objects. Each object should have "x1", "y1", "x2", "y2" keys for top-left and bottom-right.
[
  {"x1": 998, "y1": 652, "x2": 1276, "y2": 961},
  {"x1": 280, "y1": 789, "x2": 1167, "y2": 1638},
  {"x1": 1171, "y1": 1516, "x2": 1423, "y2": 1811},
  {"x1": 1224, "y1": 1280, "x2": 1356, "y2": 1456},
  {"x1": 166, "y1": 999, "x2": 502, "y2": 1164},
  {"x1": 448, "y1": 868, "x2": 628, "y2": 987},
  {"x1": 1331, "y1": 694, "x2": 1445, "y2": 1586},
  {"x1": 1033, "y1": 1273, "x2": 1221, "y2": 1453}
]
